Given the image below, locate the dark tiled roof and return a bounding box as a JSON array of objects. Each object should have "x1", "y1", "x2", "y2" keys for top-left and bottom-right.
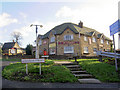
[
  {"x1": 41, "y1": 22, "x2": 111, "y2": 41},
  {"x1": 2, "y1": 42, "x2": 15, "y2": 50}
]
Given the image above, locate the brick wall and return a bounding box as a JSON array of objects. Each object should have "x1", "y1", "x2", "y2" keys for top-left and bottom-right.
[{"x1": 38, "y1": 28, "x2": 112, "y2": 58}]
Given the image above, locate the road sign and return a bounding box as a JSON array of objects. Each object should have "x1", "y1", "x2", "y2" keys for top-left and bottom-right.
[
  {"x1": 21, "y1": 58, "x2": 45, "y2": 63},
  {"x1": 21, "y1": 58, "x2": 45, "y2": 75},
  {"x1": 109, "y1": 20, "x2": 120, "y2": 71},
  {"x1": 110, "y1": 19, "x2": 120, "y2": 36}
]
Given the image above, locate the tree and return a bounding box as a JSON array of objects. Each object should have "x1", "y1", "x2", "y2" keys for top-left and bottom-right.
[
  {"x1": 0, "y1": 43, "x2": 3, "y2": 55},
  {"x1": 11, "y1": 31, "x2": 22, "y2": 45},
  {"x1": 26, "y1": 44, "x2": 33, "y2": 55}
]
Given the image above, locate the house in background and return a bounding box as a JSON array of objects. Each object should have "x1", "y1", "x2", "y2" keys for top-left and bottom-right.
[{"x1": 2, "y1": 41, "x2": 25, "y2": 55}]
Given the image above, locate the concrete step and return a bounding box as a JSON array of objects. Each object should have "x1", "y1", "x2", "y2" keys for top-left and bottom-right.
[
  {"x1": 66, "y1": 65, "x2": 80, "y2": 68},
  {"x1": 62, "y1": 63, "x2": 78, "y2": 65},
  {"x1": 69, "y1": 68, "x2": 83, "y2": 71},
  {"x1": 73, "y1": 74, "x2": 93, "y2": 78},
  {"x1": 71, "y1": 71, "x2": 87, "y2": 74},
  {"x1": 78, "y1": 78, "x2": 101, "y2": 84}
]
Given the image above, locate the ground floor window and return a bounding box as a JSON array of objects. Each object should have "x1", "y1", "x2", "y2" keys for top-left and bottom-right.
[
  {"x1": 84, "y1": 47, "x2": 89, "y2": 53},
  {"x1": 93, "y1": 48, "x2": 97, "y2": 54},
  {"x1": 50, "y1": 48, "x2": 55, "y2": 54},
  {"x1": 64, "y1": 46, "x2": 74, "y2": 53}
]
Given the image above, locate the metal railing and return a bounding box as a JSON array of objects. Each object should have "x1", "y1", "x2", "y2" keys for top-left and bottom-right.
[
  {"x1": 97, "y1": 51, "x2": 120, "y2": 71},
  {"x1": 97, "y1": 51, "x2": 120, "y2": 59}
]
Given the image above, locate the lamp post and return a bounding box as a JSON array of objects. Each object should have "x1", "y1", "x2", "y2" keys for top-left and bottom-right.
[{"x1": 30, "y1": 24, "x2": 43, "y2": 59}]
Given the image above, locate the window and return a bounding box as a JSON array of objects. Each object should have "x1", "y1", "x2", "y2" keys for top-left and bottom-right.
[
  {"x1": 92, "y1": 37, "x2": 96, "y2": 42},
  {"x1": 106, "y1": 49, "x2": 110, "y2": 52},
  {"x1": 64, "y1": 46, "x2": 74, "y2": 53},
  {"x1": 93, "y1": 48, "x2": 97, "y2": 54},
  {"x1": 101, "y1": 39, "x2": 104, "y2": 44},
  {"x1": 84, "y1": 36, "x2": 87, "y2": 41},
  {"x1": 100, "y1": 48, "x2": 102, "y2": 51},
  {"x1": 84, "y1": 47, "x2": 89, "y2": 53},
  {"x1": 50, "y1": 49, "x2": 55, "y2": 54},
  {"x1": 39, "y1": 40, "x2": 42, "y2": 45},
  {"x1": 106, "y1": 41, "x2": 109, "y2": 45},
  {"x1": 50, "y1": 37, "x2": 55, "y2": 42},
  {"x1": 64, "y1": 35, "x2": 73, "y2": 40}
]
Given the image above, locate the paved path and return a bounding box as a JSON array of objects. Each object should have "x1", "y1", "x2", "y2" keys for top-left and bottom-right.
[
  {"x1": 1, "y1": 61, "x2": 20, "y2": 66},
  {"x1": 54, "y1": 61, "x2": 72, "y2": 64}
]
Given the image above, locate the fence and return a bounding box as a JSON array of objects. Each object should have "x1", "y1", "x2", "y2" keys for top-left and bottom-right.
[{"x1": 97, "y1": 51, "x2": 120, "y2": 61}]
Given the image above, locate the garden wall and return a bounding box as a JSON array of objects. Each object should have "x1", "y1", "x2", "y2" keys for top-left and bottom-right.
[{"x1": 2, "y1": 54, "x2": 35, "y2": 59}]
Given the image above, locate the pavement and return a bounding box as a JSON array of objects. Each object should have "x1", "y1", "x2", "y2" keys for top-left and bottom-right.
[
  {"x1": 1, "y1": 61, "x2": 120, "y2": 89},
  {"x1": 2, "y1": 78, "x2": 119, "y2": 88}
]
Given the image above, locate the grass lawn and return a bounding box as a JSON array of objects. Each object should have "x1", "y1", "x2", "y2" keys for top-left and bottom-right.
[
  {"x1": 2, "y1": 60, "x2": 78, "y2": 83},
  {"x1": 1, "y1": 58, "x2": 21, "y2": 61},
  {"x1": 72, "y1": 59, "x2": 120, "y2": 82}
]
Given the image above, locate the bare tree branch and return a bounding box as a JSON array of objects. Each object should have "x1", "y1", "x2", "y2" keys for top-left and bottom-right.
[{"x1": 11, "y1": 31, "x2": 22, "y2": 45}]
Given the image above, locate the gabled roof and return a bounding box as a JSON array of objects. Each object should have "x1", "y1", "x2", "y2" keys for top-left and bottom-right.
[
  {"x1": 40, "y1": 22, "x2": 112, "y2": 41},
  {"x1": 2, "y1": 42, "x2": 16, "y2": 50}
]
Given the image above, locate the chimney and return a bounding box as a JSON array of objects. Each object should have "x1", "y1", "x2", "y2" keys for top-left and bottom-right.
[{"x1": 78, "y1": 21, "x2": 83, "y2": 28}]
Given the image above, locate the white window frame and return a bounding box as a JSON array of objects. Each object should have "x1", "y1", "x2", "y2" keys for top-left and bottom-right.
[
  {"x1": 39, "y1": 40, "x2": 42, "y2": 45},
  {"x1": 92, "y1": 37, "x2": 96, "y2": 42},
  {"x1": 106, "y1": 41, "x2": 109, "y2": 45},
  {"x1": 84, "y1": 36, "x2": 87, "y2": 41},
  {"x1": 50, "y1": 49, "x2": 55, "y2": 54},
  {"x1": 64, "y1": 46, "x2": 74, "y2": 53},
  {"x1": 64, "y1": 35, "x2": 73, "y2": 40},
  {"x1": 50, "y1": 37, "x2": 55, "y2": 43},
  {"x1": 84, "y1": 47, "x2": 89, "y2": 53},
  {"x1": 101, "y1": 39, "x2": 104, "y2": 44},
  {"x1": 93, "y1": 48, "x2": 97, "y2": 54},
  {"x1": 106, "y1": 49, "x2": 110, "y2": 52}
]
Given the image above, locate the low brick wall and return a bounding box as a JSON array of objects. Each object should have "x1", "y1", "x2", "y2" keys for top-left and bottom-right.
[
  {"x1": 2, "y1": 54, "x2": 35, "y2": 59},
  {"x1": 48, "y1": 55, "x2": 98, "y2": 60}
]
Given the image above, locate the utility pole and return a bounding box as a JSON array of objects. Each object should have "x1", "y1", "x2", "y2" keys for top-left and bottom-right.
[{"x1": 30, "y1": 24, "x2": 43, "y2": 59}]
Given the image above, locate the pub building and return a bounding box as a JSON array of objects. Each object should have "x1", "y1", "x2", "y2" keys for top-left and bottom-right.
[{"x1": 37, "y1": 21, "x2": 112, "y2": 58}]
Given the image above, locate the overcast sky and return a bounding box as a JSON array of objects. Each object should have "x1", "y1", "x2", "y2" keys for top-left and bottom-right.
[{"x1": 0, "y1": 0, "x2": 119, "y2": 49}]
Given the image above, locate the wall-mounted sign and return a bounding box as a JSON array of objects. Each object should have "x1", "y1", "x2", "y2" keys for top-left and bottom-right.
[
  {"x1": 58, "y1": 41, "x2": 79, "y2": 45},
  {"x1": 49, "y1": 43, "x2": 56, "y2": 48}
]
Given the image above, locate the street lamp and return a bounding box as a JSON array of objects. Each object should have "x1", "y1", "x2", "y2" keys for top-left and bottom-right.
[{"x1": 30, "y1": 24, "x2": 43, "y2": 59}]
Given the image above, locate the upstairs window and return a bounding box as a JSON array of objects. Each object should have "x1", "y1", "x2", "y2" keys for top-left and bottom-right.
[
  {"x1": 101, "y1": 39, "x2": 104, "y2": 44},
  {"x1": 39, "y1": 40, "x2": 42, "y2": 45},
  {"x1": 50, "y1": 37, "x2": 55, "y2": 43},
  {"x1": 84, "y1": 36, "x2": 88, "y2": 41},
  {"x1": 106, "y1": 41, "x2": 109, "y2": 45},
  {"x1": 64, "y1": 46, "x2": 74, "y2": 53},
  {"x1": 92, "y1": 37, "x2": 96, "y2": 42},
  {"x1": 64, "y1": 35, "x2": 73, "y2": 40},
  {"x1": 84, "y1": 47, "x2": 89, "y2": 53}
]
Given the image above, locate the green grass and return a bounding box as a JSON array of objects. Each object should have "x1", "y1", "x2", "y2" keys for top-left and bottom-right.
[
  {"x1": 76, "y1": 59, "x2": 120, "y2": 82},
  {"x1": 2, "y1": 60, "x2": 78, "y2": 83},
  {"x1": 1, "y1": 58, "x2": 21, "y2": 61}
]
